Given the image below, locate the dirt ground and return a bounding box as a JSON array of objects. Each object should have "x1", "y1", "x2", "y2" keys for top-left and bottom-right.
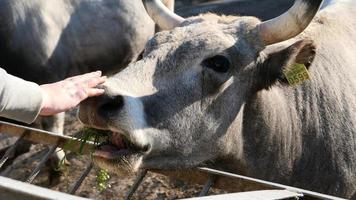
[{"x1": 1, "y1": 109, "x2": 226, "y2": 200}]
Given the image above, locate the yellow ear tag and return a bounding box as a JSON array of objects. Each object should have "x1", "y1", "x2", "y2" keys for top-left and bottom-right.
[{"x1": 283, "y1": 63, "x2": 311, "y2": 86}]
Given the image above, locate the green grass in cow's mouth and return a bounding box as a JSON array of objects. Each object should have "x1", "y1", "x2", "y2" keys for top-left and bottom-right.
[
  {"x1": 82, "y1": 128, "x2": 112, "y2": 191},
  {"x1": 79, "y1": 128, "x2": 110, "y2": 152},
  {"x1": 61, "y1": 128, "x2": 112, "y2": 191}
]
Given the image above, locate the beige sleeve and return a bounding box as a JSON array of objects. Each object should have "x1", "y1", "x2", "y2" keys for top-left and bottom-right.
[{"x1": 0, "y1": 68, "x2": 43, "y2": 124}]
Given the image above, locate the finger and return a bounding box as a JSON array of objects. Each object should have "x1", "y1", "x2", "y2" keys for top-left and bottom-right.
[
  {"x1": 86, "y1": 88, "x2": 105, "y2": 97},
  {"x1": 86, "y1": 76, "x2": 107, "y2": 88},
  {"x1": 67, "y1": 71, "x2": 102, "y2": 81},
  {"x1": 78, "y1": 72, "x2": 104, "y2": 85},
  {"x1": 79, "y1": 71, "x2": 102, "y2": 82}
]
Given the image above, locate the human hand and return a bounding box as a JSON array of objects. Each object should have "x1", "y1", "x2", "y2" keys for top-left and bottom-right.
[{"x1": 39, "y1": 71, "x2": 106, "y2": 116}]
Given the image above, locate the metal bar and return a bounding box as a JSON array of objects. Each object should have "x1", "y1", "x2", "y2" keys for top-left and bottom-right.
[
  {"x1": 26, "y1": 145, "x2": 58, "y2": 183},
  {"x1": 125, "y1": 170, "x2": 148, "y2": 200},
  {"x1": 0, "y1": 148, "x2": 47, "y2": 177},
  {"x1": 0, "y1": 121, "x2": 95, "y2": 155},
  {"x1": 198, "y1": 176, "x2": 215, "y2": 197},
  {"x1": 198, "y1": 167, "x2": 346, "y2": 200},
  {"x1": 68, "y1": 163, "x2": 93, "y2": 195},
  {"x1": 0, "y1": 133, "x2": 27, "y2": 169},
  {"x1": 183, "y1": 190, "x2": 303, "y2": 200},
  {"x1": 0, "y1": 176, "x2": 91, "y2": 200}
]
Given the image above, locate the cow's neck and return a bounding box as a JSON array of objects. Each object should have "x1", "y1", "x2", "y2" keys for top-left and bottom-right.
[{"x1": 240, "y1": 87, "x2": 302, "y2": 182}]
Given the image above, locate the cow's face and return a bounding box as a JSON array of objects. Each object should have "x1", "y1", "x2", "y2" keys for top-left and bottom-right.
[{"x1": 78, "y1": 1, "x2": 319, "y2": 174}]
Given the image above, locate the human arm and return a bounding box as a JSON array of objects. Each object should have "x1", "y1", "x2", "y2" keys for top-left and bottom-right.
[
  {"x1": 0, "y1": 68, "x2": 43, "y2": 123},
  {"x1": 0, "y1": 68, "x2": 106, "y2": 123}
]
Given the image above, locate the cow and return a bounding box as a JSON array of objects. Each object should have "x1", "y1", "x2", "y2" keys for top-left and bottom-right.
[
  {"x1": 78, "y1": 0, "x2": 356, "y2": 198},
  {"x1": 0, "y1": 0, "x2": 173, "y2": 173},
  {"x1": 0, "y1": 0, "x2": 302, "y2": 169}
]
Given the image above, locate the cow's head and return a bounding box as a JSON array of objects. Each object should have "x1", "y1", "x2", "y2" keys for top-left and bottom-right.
[{"x1": 78, "y1": 0, "x2": 321, "y2": 174}]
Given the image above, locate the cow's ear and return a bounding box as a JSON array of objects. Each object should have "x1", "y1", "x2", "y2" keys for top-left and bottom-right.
[{"x1": 256, "y1": 39, "x2": 316, "y2": 90}]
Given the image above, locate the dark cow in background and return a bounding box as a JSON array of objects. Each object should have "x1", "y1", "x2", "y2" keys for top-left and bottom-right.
[
  {"x1": 0, "y1": 0, "x2": 174, "y2": 170},
  {"x1": 0, "y1": 0, "x2": 157, "y2": 83},
  {"x1": 79, "y1": 0, "x2": 356, "y2": 198}
]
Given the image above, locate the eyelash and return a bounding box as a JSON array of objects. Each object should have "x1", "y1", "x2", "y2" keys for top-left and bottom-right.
[{"x1": 201, "y1": 55, "x2": 230, "y2": 73}]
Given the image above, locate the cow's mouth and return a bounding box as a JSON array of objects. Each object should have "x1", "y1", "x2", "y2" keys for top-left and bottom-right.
[
  {"x1": 93, "y1": 131, "x2": 148, "y2": 159},
  {"x1": 90, "y1": 130, "x2": 149, "y2": 174}
]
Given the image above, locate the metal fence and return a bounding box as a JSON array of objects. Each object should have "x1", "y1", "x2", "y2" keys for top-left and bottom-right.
[{"x1": 0, "y1": 121, "x2": 348, "y2": 200}]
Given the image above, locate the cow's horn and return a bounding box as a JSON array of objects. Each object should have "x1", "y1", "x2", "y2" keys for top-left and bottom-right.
[
  {"x1": 258, "y1": 0, "x2": 323, "y2": 45},
  {"x1": 143, "y1": 0, "x2": 185, "y2": 30}
]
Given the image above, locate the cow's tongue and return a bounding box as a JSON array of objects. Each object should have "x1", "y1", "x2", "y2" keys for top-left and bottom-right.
[
  {"x1": 93, "y1": 133, "x2": 127, "y2": 159},
  {"x1": 111, "y1": 132, "x2": 125, "y2": 149}
]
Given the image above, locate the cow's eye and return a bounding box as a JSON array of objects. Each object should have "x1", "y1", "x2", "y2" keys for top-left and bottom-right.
[{"x1": 202, "y1": 55, "x2": 230, "y2": 73}]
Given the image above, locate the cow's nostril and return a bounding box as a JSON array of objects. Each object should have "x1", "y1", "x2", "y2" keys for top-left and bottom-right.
[{"x1": 98, "y1": 95, "x2": 124, "y2": 118}]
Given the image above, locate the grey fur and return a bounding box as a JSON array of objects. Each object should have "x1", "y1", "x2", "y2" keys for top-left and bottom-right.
[{"x1": 0, "y1": 0, "x2": 155, "y2": 82}]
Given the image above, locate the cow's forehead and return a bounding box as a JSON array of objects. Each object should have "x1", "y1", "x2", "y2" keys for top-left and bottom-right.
[
  {"x1": 146, "y1": 14, "x2": 262, "y2": 49},
  {"x1": 142, "y1": 26, "x2": 230, "y2": 79},
  {"x1": 142, "y1": 15, "x2": 263, "y2": 75},
  {"x1": 146, "y1": 23, "x2": 227, "y2": 52}
]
